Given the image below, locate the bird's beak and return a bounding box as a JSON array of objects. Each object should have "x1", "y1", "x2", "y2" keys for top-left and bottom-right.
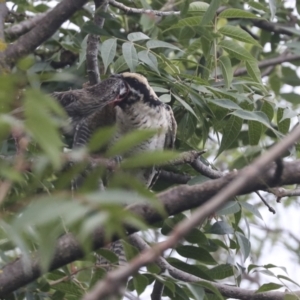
[{"x1": 108, "y1": 80, "x2": 129, "y2": 106}]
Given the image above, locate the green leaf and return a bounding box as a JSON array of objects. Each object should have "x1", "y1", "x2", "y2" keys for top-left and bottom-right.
[
  {"x1": 280, "y1": 108, "x2": 298, "y2": 121},
  {"x1": 159, "y1": 94, "x2": 171, "y2": 103},
  {"x1": 248, "y1": 120, "x2": 262, "y2": 145},
  {"x1": 219, "y1": 8, "x2": 261, "y2": 19},
  {"x1": 219, "y1": 25, "x2": 261, "y2": 46},
  {"x1": 138, "y1": 50, "x2": 159, "y2": 73},
  {"x1": 172, "y1": 93, "x2": 199, "y2": 120},
  {"x1": 217, "y1": 115, "x2": 243, "y2": 156},
  {"x1": 121, "y1": 150, "x2": 178, "y2": 169},
  {"x1": 127, "y1": 32, "x2": 150, "y2": 42},
  {"x1": 189, "y1": 2, "x2": 209, "y2": 12},
  {"x1": 208, "y1": 264, "x2": 234, "y2": 280},
  {"x1": 219, "y1": 40, "x2": 254, "y2": 61},
  {"x1": 133, "y1": 273, "x2": 149, "y2": 295},
  {"x1": 146, "y1": 40, "x2": 182, "y2": 51},
  {"x1": 186, "y1": 283, "x2": 205, "y2": 300},
  {"x1": 101, "y1": 38, "x2": 117, "y2": 73},
  {"x1": 281, "y1": 93, "x2": 300, "y2": 105},
  {"x1": 246, "y1": 60, "x2": 263, "y2": 85},
  {"x1": 260, "y1": 101, "x2": 274, "y2": 121},
  {"x1": 236, "y1": 232, "x2": 251, "y2": 261},
  {"x1": 208, "y1": 98, "x2": 240, "y2": 110},
  {"x1": 176, "y1": 246, "x2": 217, "y2": 265},
  {"x1": 231, "y1": 110, "x2": 271, "y2": 128},
  {"x1": 106, "y1": 129, "x2": 156, "y2": 157},
  {"x1": 277, "y1": 275, "x2": 300, "y2": 288},
  {"x1": 166, "y1": 17, "x2": 202, "y2": 31},
  {"x1": 24, "y1": 90, "x2": 63, "y2": 168},
  {"x1": 197, "y1": 281, "x2": 224, "y2": 300},
  {"x1": 218, "y1": 56, "x2": 233, "y2": 88},
  {"x1": 51, "y1": 282, "x2": 83, "y2": 297},
  {"x1": 122, "y1": 42, "x2": 138, "y2": 72},
  {"x1": 82, "y1": 22, "x2": 109, "y2": 36},
  {"x1": 207, "y1": 221, "x2": 234, "y2": 235},
  {"x1": 217, "y1": 201, "x2": 240, "y2": 216},
  {"x1": 277, "y1": 108, "x2": 290, "y2": 134},
  {"x1": 168, "y1": 257, "x2": 214, "y2": 281},
  {"x1": 184, "y1": 228, "x2": 208, "y2": 244},
  {"x1": 97, "y1": 248, "x2": 119, "y2": 263},
  {"x1": 200, "y1": 0, "x2": 221, "y2": 26},
  {"x1": 113, "y1": 55, "x2": 128, "y2": 73},
  {"x1": 186, "y1": 38, "x2": 202, "y2": 55},
  {"x1": 88, "y1": 126, "x2": 116, "y2": 152},
  {"x1": 248, "y1": 1, "x2": 268, "y2": 12},
  {"x1": 240, "y1": 201, "x2": 263, "y2": 219},
  {"x1": 256, "y1": 283, "x2": 282, "y2": 293}
]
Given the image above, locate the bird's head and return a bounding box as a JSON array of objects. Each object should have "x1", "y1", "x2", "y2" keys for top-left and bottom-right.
[{"x1": 108, "y1": 72, "x2": 161, "y2": 108}]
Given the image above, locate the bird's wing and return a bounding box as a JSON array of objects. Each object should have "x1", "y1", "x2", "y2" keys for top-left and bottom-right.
[{"x1": 51, "y1": 90, "x2": 85, "y2": 117}]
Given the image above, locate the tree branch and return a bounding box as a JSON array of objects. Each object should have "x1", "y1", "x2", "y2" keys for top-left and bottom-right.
[
  {"x1": 4, "y1": 0, "x2": 88, "y2": 65},
  {"x1": 251, "y1": 19, "x2": 294, "y2": 36},
  {"x1": 234, "y1": 53, "x2": 300, "y2": 76},
  {"x1": 83, "y1": 126, "x2": 300, "y2": 299},
  {"x1": 190, "y1": 159, "x2": 224, "y2": 179},
  {"x1": 86, "y1": 0, "x2": 108, "y2": 85},
  {"x1": 159, "y1": 170, "x2": 191, "y2": 184},
  {"x1": 127, "y1": 234, "x2": 300, "y2": 300},
  {"x1": 5, "y1": 13, "x2": 47, "y2": 40},
  {"x1": 2, "y1": 145, "x2": 300, "y2": 295},
  {"x1": 0, "y1": 2, "x2": 8, "y2": 42},
  {"x1": 108, "y1": 0, "x2": 180, "y2": 16},
  {"x1": 268, "y1": 187, "x2": 300, "y2": 200}
]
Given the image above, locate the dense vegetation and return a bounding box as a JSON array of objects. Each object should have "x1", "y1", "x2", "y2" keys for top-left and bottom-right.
[{"x1": 0, "y1": 0, "x2": 300, "y2": 299}]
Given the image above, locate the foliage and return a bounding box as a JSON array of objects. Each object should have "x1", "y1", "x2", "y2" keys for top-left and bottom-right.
[{"x1": 1, "y1": 0, "x2": 300, "y2": 299}]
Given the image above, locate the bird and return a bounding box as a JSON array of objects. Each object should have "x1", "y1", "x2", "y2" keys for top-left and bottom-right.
[
  {"x1": 109, "y1": 72, "x2": 177, "y2": 186},
  {"x1": 52, "y1": 72, "x2": 177, "y2": 271}
]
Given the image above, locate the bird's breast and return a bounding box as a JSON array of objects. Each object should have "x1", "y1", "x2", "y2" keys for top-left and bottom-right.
[{"x1": 113, "y1": 103, "x2": 170, "y2": 156}]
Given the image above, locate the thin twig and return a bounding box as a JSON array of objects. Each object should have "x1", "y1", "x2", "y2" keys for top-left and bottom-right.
[
  {"x1": 86, "y1": 0, "x2": 108, "y2": 85},
  {"x1": 255, "y1": 191, "x2": 275, "y2": 214}
]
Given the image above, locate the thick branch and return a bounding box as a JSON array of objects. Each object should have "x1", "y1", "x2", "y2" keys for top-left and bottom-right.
[
  {"x1": 86, "y1": 0, "x2": 108, "y2": 84},
  {"x1": 2, "y1": 156, "x2": 300, "y2": 296},
  {"x1": 108, "y1": 0, "x2": 180, "y2": 16},
  {"x1": 4, "y1": 0, "x2": 88, "y2": 65},
  {"x1": 5, "y1": 13, "x2": 47, "y2": 40}
]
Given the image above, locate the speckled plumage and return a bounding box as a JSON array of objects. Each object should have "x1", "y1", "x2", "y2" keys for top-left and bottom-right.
[
  {"x1": 112, "y1": 72, "x2": 177, "y2": 186},
  {"x1": 53, "y1": 72, "x2": 177, "y2": 271}
]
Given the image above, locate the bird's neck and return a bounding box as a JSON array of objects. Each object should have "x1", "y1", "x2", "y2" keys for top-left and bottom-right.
[{"x1": 115, "y1": 100, "x2": 164, "y2": 132}]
